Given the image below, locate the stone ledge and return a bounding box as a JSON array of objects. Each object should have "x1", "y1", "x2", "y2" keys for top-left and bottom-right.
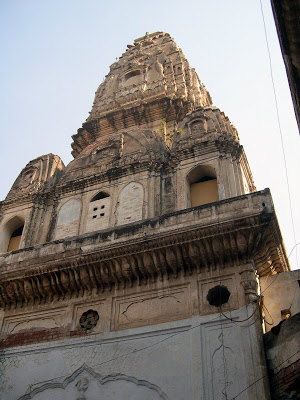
[{"x1": 0, "y1": 190, "x2": 289, "y2": 309}]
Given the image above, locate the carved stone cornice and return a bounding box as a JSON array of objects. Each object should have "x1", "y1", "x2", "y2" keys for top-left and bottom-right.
[
  {"x1": 0, "y1": 190, "x2": 289, "y2": 309},
  {"x1": 72, "y1": 97, "x2": 192, "y2": 158},
  {"x1": 171, "y1": 133, "x2": 241, "y2": 162}
]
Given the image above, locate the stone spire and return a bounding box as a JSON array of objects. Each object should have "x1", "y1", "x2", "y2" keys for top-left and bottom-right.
[{"x1": 71, "y1": 32, "x2": 212, "y2": 157}]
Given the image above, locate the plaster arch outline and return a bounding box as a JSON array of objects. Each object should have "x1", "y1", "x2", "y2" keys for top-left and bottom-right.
[
  {"x1": 115, "y1": 181, "x2": 145, "y2": 226},
  {"x1": 54, "y1": 198, "x2": 82, "y2": 240},
  {"x1": 19, "y1": 363, "x2": 169, "y2": 400}
]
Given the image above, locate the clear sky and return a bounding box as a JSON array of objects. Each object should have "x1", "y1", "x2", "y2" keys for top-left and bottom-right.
[{"x1": 0, "y1": 0, "x2": 299, "y2": 268}]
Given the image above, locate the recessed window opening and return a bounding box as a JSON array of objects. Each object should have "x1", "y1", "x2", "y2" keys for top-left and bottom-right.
[
  {"x1": 100, "y1": 213, "x2": 105, "y2": 217},
  {"x1": 7, "y1": 224, "x2": 24, "y2": 252},
  {"x1": 188, "y1": 165, "x2": 219, "y2": 207},
  {"x1": 91, "y1": 192, "x2": 110, "y2": 202},
  {"x1": 194, "y1": 176, "x2": 215, "y2": 183},
  {"x1": 93, "y1": 207, "x2": 98, "y2": 211},
  {"x1": 92, "y1": 215, "x2": 97, "y2": 219},
  {"x1": 101, "y1": 205, "x2": 105, "y2": 209},
  {"x1": 11, "y1": 226, "x2": 23, "y2": 237},
  {"x1": 125, "y1": 70, "x2": 141, "y2": 80}
]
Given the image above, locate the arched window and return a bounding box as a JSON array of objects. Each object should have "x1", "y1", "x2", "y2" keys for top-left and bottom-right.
[
  {"x1": 7, "y1": 225, "x2": 24, "y2": 252},
  {"x1": 85, "y1": 191, "x2": 111, "y2": 233},
  {"x1": 0, "y1": 216, "x2": 25, "y2": 253},
  {"x1": 90, "y1": 191, "x2": 110, "y2": 202},
  {"x1": 187, "y1": 165, "x2": 219, "y2": 207}
]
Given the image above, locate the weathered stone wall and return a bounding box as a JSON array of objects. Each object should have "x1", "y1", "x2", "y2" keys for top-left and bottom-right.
[
  {"x1": 0, "y1": 264, "x2": 249, "y2": 347},
  {"x1": 0, "y1": 31, "x2": 289, "y2": 400},
  {"x1": 260, "y1": 270, "x2": 300, "y2": 332},
  {"x1": 264, "y1": 313, "x2": 300, "y2": 400},
  {"x1": 0, "y1": 304, "x2": 270, "y2": 400}
]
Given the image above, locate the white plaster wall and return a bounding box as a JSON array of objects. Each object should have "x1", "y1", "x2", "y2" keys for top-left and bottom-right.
[{"x1": 0, "y1": 306, "x2": 270, "y2": 400}]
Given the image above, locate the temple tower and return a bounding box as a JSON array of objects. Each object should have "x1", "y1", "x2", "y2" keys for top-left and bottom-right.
[{"x1": 0, "y1": 32, "x2": 290, "y2": 400}]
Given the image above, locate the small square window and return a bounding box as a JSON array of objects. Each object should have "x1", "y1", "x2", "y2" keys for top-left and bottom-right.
[
  {"x1": 101, "y1": 205, "x2": 105, "y2": 209},
  {"x1": 92, "y1": 215, "x2": 97, "y2": 219},
  {"x1": 100, "y1": 213, "x2": 105, "y2": 217},
  {"x1": 93, "y1": 207, "x2": 98, "y2": 211}
]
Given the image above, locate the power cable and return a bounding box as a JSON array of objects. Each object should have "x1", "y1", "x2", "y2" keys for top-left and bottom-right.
[
  {"x1": 288, "y1": 242, "x2": 300, "y2": 259},
  {"x1": 259, "y1": 0, "x2": 298, "y2": 268},
  {"x1": 18, "y1": 304, "x2": 257, "y2": 394},
  {"x1": 20, "y1": 329, "x2": 300, "y2": 399},
  {"x1": 262, "y1": 301, "x2": 274, "y2": 326},
  {"x1": 232, "y1": 349, "x2": 300, "y2": 399},
  {"x1": 261, "y1": 273, "x2": 279, "y2": 294},
  {"x1": 3, "y1": 299, "x2": 289, "y2": 400},
  {"x1": 220, "y1": 298, "x2": 260, "y2": 323}
]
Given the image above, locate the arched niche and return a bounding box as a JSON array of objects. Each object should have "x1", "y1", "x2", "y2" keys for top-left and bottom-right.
[
  {"x1": 124, "y1": 69, "x2": 143, "y2": 87},
  {"x1": 55, "y1": 198, "x2": 81, "y2": 240},
  {"x1": 85, "y1": 191, "x2": 111, "y2": 233},
  {"x1": 189, "y1": 118, "x2": 207, "y2": 135},
  {"x1": 187, "y1": 165, "x2": 219, "y2": 207},
  {"x1": 0, "y1": 216, "x2": 25, "y2": 253},
  {"x1": 116, "y1": 182, "x2": 144, "y2": 226}
]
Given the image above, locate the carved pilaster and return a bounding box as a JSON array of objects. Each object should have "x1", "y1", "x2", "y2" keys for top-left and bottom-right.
[{"x1": 240, "y1": 267, "x2": 258, "y2": 303}]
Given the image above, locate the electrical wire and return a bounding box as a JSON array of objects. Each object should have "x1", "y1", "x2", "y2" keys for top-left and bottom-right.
[
  {"x1": 288, "y1": 242, "x2": 300, "y2": 259},
  {"x1": 23, "y1": 318, "x2": 213, "y2": 392},
  {"x1": 261, "y1": 273, "x2": 279, "y2": 294},
  {"x1": 17, "y1": 302, "x2": 259, "y2": 394},
  {"x1": 220, "y1": 297, "x2": 261, "y2": 323},
  {"x1": 262, "y1": 301, "x2": 274, "y2": 326},
  {"x1": 259, "y1": 0, "x2": 298, "y2": 268},
  {"x1": 232, "y1": 349, "x2": 300, "y2": 399},
  {"x1": 2, "y1": 297, "x2": 288, "y2": 400},
  {"x1": 22, "y1": 331, "x2": 300, "y2": 399}
]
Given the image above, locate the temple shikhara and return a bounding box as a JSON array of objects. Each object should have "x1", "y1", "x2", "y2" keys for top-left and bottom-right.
[{"x1": 0, "y1": 32, "x2": 299, "y2": 400}]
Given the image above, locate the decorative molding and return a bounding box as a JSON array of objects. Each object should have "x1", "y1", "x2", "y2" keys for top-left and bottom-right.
[
  {"x1": 19, "y1": 363, "x2": 169, "y2": 400},
  {"x1": 111, "y1": 284, "x2": 191, "y2": 330},
  {"x1": 0, "y1": 191, "x2": 289, "y2": 309},
  {"x1": 1, "y1": 307, "x2": 66, "y2": 335},
  {"x1": 198, "y1": 274, "x2": 238, "y2": 315}
]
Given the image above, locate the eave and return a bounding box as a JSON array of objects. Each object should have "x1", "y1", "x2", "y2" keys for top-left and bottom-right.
[{"x1": 0, "y1": 189, "x2": 289, "y2": 309}]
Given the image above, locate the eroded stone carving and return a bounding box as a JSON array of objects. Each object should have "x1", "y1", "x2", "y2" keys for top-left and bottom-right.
[
  {"x1": 6, "y1": 154, "x2": 64, "y2": 200},
  {"x1": 71, "y1": 32, "x2": 212, "y2": 157},
  {"x1": 76, "y1": 377, "x2": 89, "y2": 400},
  {"x1": 240, "y1": 268, "x2": 258, "y2": 303},
  {"x1": 0, "y1": 191, "x2": 289, "y2": 310}
]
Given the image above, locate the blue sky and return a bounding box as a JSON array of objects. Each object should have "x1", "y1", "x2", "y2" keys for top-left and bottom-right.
[{"x1": 0, "y1": 0, "x2": 299, "y2": 268}]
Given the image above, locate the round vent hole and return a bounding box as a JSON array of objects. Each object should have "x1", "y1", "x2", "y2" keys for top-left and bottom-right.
[
  {"x1": 207, "y1": 285, "x2": 231, "y2": 307},
  {"x1": 79, "y1": 310, "x2": 99, "y2": 331}
]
